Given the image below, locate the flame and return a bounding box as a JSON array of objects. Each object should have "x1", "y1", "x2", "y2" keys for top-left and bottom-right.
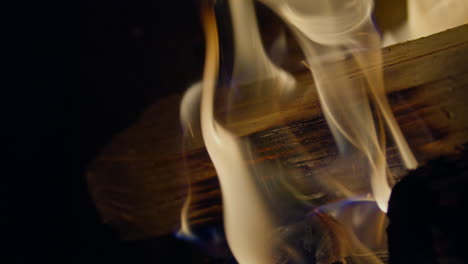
[
  {"x1": 260, "y1": 0, "x2": 417, "y2": 212},
  {"x1": 199, "y1": 5, "x2": 276, "y2": 263},
  {"x1": 226, "y1": 0, "x2": 296, "y2": 127},
  {"x1": 178, "y1": 0, "x2": 427, "y2": 263},
  {"x1": 177, "y1": 82, "x2": 202, "y2": 239},
  {"x1": 229, "y1": 0, "x2": 292, "y2": 86}
]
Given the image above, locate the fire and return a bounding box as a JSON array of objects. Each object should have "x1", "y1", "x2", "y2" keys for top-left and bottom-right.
[
  {"x1": 264, "y1": 0, "x2": 418, "y2": 212},
  {"x1": 199, "y1": 4, "x2": 277, "y2": 263},
  {"x1": 178, "y1": 82, "x2": 202, "y2": 239},
  {"x1": 178, "y1": 0, "x2": 468, "y2": 263}
]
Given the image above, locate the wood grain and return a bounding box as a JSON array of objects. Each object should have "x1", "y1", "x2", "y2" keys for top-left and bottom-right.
[{"x1": 87, "y1": 24, "x2": 468, "y2": 240}]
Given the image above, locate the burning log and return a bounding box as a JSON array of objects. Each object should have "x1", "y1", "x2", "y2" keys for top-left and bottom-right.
[{"x1": 87, "y1": 23, "x2": 468, "y2": 241}]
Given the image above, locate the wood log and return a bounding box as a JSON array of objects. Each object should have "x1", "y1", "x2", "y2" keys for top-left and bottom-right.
[{"x1": 87, "y1": 24, "x2": 468, "y2": 240}]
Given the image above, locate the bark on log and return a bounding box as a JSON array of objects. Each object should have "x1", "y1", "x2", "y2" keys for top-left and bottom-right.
[{"x1": 87, "y1": 24, "x2": 468, "y2": 240}]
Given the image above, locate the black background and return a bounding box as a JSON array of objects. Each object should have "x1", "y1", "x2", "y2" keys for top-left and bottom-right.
[{"x1": 4, "y1": 1, "x2": 207, "y2": 263}]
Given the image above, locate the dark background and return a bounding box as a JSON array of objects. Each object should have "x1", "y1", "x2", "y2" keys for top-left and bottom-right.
[{"x1": 4, "y1": 1, "x2": 208, "y2": 263}]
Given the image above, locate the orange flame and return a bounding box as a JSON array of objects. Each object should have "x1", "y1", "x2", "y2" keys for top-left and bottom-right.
[{"x1": 176, "y1": 0, "x2": 441, "y2": 263}]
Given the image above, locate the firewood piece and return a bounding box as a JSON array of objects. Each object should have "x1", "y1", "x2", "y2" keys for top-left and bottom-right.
[{"x1": 87, "y1": 24, "x2": 468, "y2": 240}]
